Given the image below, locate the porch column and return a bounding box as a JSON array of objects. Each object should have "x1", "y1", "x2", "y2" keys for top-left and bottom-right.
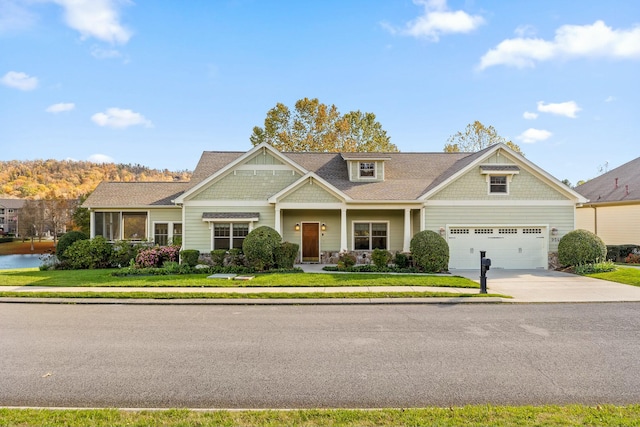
[
  {"x1": 420, "y1": 206, "x2": 425, "y2": 232},
  {"x1": 274, "y1": 207, "x2": 281, "y2": 235},
  {"x1": 340, "y1": 207, "x2": 347, "y2": 252},
  {"x1": 90, "y1": 210, "x2": 95, "y2": 238},
  {"x1": 403, "y1": 208, "x2": 411, "y2": 252}
]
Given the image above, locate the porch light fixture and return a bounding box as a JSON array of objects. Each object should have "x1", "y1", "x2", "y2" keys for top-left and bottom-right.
[
  {"x1": 551, "y1": 227, "x2": 558, "y2": 236},
  {"x1": 321, "y1": 223, "x2": 326, "y2": 231},
  {"x1": 439, "y1": 227, "x2": 445, "y2": 236},
  {"x1": 295, "y1": 223, "x2": 300, "y2": 231}
]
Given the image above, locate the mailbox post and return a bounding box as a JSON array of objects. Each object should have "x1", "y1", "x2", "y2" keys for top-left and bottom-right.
[{"x1": 480, "y1": 250, "x2": 491, "y2": 294}]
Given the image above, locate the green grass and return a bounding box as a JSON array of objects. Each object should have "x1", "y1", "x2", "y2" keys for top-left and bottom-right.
[
  {"x1": 588, "y1": 267, "x2": 640, "y2": 287},
  {"x1": 1, "y1": 405, "x2": 639, "y2": 427},
  {"x1": 0, "y1": 268, "x2": 478, "y2": 288}
]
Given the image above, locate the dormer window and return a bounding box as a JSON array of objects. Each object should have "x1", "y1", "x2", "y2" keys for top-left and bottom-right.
[{"x1": 359, "y1": 162, "x2": 375, "y2": 178}]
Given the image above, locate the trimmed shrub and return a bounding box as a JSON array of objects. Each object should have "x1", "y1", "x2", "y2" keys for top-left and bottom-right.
[
  {"x1": 558, "y1": 229, "x2": 607, "y2": 267},
  {"x1": 64, "y1": 236, "x2": 113, "y2": 269},
  {"x1": 371, "y1": 249, "x2": 392, "y2": 269},
  {"x1": 242, "y1": 226, "x2": 282, "y2": 271},
  {"x1": 393, "y1": 252, "x2": 409, "y2": 269},
  {"x1": 274, "y1": 242, "x2": 299, "y2": 269},
  {"x1": 337, "y1": 252, "x2": 357, "y2": 269},
  {"x1": 410, "y1": 230, "x2": 449, "y2": 273},
  {"x1": 210, "y1": 249, "x2": 227, "y2": 266},
  {"x1": 56, "y1": 230, "x2": 88, "y2": 260},
  {"x1": 180, "y1": 249, "x2": 200, "y2": 267}
]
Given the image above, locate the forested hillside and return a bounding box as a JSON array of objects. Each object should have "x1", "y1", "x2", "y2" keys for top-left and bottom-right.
[{"x1": 0, "y1": 160, "x2": 192, "y2": 199}]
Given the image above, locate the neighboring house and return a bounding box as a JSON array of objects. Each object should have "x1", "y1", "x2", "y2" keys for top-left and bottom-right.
[
  {"x1": 83, "y1": 142, "x2": 586, "y2": 270},
  {"x1": 575, "y1": 157, "x2": 640, "y2": 245},
  {"x1": 0, "y1": 198, "x2": 25, "y2": 235}
]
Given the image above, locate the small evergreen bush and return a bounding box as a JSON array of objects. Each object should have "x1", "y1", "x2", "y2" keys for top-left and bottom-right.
[
  {"x1": 242, "y1": 226, "x2": 282, "y2": 271},
  {"x1": 56, "y1": 230, "x2": 88, "y2": 260},
  {"x1": 371, "y1": 249, "x2": 392, "y2": 269},
  {"x1": 210, "y1": 249, "x2": 227, "y2": 266},
  {"x1": 111, "y1": 240, "x2": 143, "y2": 267},
  {"x1": 274, "y1": 242, "x2": 299, "y2": 269},
  {"x1": 180, "y1": 249, "x2": 200, "y2": 267},
  {"x1": 393, "y1": 252, "x2": 409, "y2": 269},
  {"x1": 558, "y1": 229, "x2": 607, "y2": 267},
  {"x1": 410, "y1": 230, "x2": 449, "y2": 273}
]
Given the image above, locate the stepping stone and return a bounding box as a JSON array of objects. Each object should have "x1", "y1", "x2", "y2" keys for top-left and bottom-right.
[
  {"x1": 234, "y1": 276, "x2": 255, "y2": 281},
  {"x1": 207, "y1": 274, "x2": 237, "y2": 279}
]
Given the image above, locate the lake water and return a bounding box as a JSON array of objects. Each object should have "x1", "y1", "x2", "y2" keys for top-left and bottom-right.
[{"x1": 0, "y1": 254, "x2": 42, "y2": 270}]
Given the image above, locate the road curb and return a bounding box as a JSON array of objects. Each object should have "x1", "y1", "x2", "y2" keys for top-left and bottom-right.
[{"x1": 0, "y1": 296, "x2": 507, "y2": 305}]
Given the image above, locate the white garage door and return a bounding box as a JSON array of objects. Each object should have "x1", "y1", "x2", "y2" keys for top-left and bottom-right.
[{"x1": 447, "y1": 226, "x2": 547, "y2": 269}]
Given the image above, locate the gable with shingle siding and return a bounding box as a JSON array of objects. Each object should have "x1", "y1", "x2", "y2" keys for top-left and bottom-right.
[{"x1": 280, "y1": 180, "x2": 342, "y2": 204}]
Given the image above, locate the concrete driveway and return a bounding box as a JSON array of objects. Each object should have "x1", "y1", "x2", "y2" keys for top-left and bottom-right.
[{"x1": 453, "y1": 269, "x2": 640, "y2": 302}]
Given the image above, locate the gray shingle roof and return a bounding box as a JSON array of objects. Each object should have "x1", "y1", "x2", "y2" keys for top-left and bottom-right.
[
  {"x1": 0, "y1": 199, "x2": 25, "y2": 209},
  {"x1": 575, "y1": 157, "x2": 640, "y2": 203},
  {"x1": 83, "y1": 182, "x2": 189, "y2": 208}
]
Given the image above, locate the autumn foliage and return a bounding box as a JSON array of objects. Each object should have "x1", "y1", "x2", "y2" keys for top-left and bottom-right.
[{"x1": 0, "y1": 159, "x2": 191, "y2": 199}]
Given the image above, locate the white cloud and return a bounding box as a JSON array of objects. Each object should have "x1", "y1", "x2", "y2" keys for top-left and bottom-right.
[
  {"x1": 51, "y1": 0, "x2": 132, "y2": 44},
  {"x1": 1, "y1": 71, "x2": 38, "y2": 90},
  {"x1": 523, "y1": 111, "x2": 538, "y2": 120},
  {"x1": 537, "y1": 101, "x2": 581, "y2": 118},
  {"x1": 88, "y1": 153, "x2": 114, "y2": 163},
  {"x1": 90, "y1": 46, "x2": 122, "y2": 59},
  {"x1": 384, "y1": 0, "x2": 485, "y2": 41},
  {"x1": 0, "y1": 0, "x2": 37, "y2": 33},
  {"x1": 517, "y1": 128, "x2": 552, "y2": 143},
  {"x1": 514, "y1": 24, "x2": 536, "y2": 38},
  {"x1": 605, "y1": 96, "x2": 615, "y2": 103},
  {"x1": 479, "y1": 20, "x2": 640, "y2": 70},
  {"x1": 46, "y1": 102, "x2": 75, "y2": 113},
  {"x1": 91, "y1": 107, "x2": 153, "y2": 128}
]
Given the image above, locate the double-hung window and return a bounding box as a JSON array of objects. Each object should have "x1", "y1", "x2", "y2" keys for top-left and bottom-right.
[
  {"x1": 354, "y1": 222, "x2": 388, "y2": 250},
  {"x1": 213, "y1": 223, "x2": 249, "y2": 250},
  {"x1": 489, "y1": 176, "x2": 508, "y2": 194},
  {"x1": 359, "y1": 162, "x2": 375, "y2": 178}
]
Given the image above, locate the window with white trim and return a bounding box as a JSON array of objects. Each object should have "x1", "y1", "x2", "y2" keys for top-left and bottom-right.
[
  {"x1": 213, "y1": 223, "x2": 249, "y2": 250},
  {"x1": 359, "y1": 162, "x2": 375, "y2": 178},
  {"x1": 354, "y1": 222, "x2": 387, "y2": 250},
  {"x1": 154, "y1": 222, "x2": 182, "y2": 246},
  {"x1": 489, "y1": 175, "x2": 508, "y2": 194}
]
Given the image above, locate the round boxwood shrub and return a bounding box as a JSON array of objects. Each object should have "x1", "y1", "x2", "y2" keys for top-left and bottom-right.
[
  {"x1": 558, "y1": 229, "x2": 607, "y2": 267},
  {"x1": 273, "y1": 241, "x2": 299, "y2": 269},
  {"x1": 410, "y1": 230, "x2": 449, "y2": 273},
  {"x1": 56, "y1": 230, "x2": 88, "y2": 260},
  {"x1": 242, "y1": 226, "x2": 282, "y2": 271}
]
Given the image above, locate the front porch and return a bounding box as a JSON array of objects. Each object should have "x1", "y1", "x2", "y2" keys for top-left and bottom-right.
[{"x1": 275, "y1": 207, "x2": 424, "y2": 263}]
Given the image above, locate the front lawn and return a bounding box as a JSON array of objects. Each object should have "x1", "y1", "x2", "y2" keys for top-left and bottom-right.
[
  {"x1": 588, "y1": 267, "x2": 640, "y2": 287},
  {"x1": 0, "y1": 268, "x2": 479, "y2": 288}
]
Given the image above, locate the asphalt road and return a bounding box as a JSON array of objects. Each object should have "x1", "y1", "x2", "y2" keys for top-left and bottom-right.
[{"x1": 1, "y1": 302, "x2": 639, "y2": 408}]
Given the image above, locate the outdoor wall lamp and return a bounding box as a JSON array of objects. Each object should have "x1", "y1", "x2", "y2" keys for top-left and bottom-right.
[
  {"x1": 439, "y1": 227, "x2": 445, "y2": 236},
  {"x1": 295, "y1": 223, "x2": 300, "y2": 231},
  {"x1": 321, "y1": 223, "x2": 327, "y2": 231},
  {"x1": 551, "y1": 227, "x2": 558, "y2": 236}
]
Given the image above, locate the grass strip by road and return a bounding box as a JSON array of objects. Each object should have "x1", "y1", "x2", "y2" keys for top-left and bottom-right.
[
  {"x1": 588, "y1": 267, "x2": 640, "y2": 287},
  {"x1": 0, "y1": 268, "x2": 478, "y2": 288},
  {"x1": 0, "y1": 290, "x2": 502, "y2": 299},
  {"x1": 1, "y1": 405, "x2": 639, "y2": 427}
]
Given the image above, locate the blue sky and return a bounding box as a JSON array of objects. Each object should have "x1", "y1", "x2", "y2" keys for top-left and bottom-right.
[{"x1": 1, "y1": 0, "x2": 639, "y2": 185}]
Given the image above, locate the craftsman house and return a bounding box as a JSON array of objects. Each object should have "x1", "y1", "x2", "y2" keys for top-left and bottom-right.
[
  {"x1": 83, "y1": 142, "x2": 586, "y2": 269},
  {"x1": 575, "y1": 156, "x2": 640, "y2": 245}
]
